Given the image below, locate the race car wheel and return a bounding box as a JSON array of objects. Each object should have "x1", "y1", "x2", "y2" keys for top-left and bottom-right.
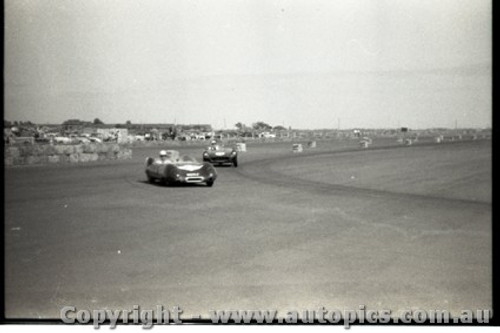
[
  {"x1": 233, "y1": 158, "x2": 238, "y2": 167},
  {"x1": 147, "y1": 174, "x2": 154, "y2": 184},
  {"x1": 146, "y1": 157, "x2": 155, "y2": 167},
  {"x1": 207, "y1": 180, "x2": 214, "y2": 187}
]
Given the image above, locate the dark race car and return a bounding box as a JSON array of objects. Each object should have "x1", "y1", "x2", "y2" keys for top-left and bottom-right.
[
  {"x1": 202, "y1": 144, "x2": 238, "y2": 167},
  {"x1": 145, "y1": 150, "x2": 217, "y2": 187}
]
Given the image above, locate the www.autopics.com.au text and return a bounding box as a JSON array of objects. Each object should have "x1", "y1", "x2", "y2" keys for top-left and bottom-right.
[{"x1": 60, "y1": 305, "x2": 491, "y2": 328}]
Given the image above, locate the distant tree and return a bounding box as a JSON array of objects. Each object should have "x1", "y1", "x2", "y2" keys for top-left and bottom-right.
[
  {"x1": 252, "y1": 121, "x2": 272, "y2": 131},
  {"x1": 273, "y1": 125, "x2": 286, "y2": 131},
  {"x1": 126, "y1": 120, "x2": 132, "y2": 125},
  {"x1": 63, "y1": 119, "x2": 81, "y2": 125},
  {"x1": 93, "y1": 118, "x2": 104, "y2": 125},
  {"x1": 235, "y1": 122, "x2": 246, "y2": 131}
]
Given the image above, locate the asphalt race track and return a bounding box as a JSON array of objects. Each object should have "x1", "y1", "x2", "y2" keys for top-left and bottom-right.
[{"x1": 5, "y1": 139, "x2": 491, "y2": 320}]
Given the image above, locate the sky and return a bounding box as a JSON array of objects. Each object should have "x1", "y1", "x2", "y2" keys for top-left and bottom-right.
[{"x1": 4, "y1": 0, "x2": 491, "y2": 129}]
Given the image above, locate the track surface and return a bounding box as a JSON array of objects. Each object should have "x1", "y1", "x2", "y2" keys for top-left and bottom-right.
[{"x1": 5, "y1": 140, "x2": 491, "y2": 320}]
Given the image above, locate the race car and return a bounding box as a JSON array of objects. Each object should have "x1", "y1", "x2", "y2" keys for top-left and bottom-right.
[
  {"x1": 202, "y1": 144, "x2": 238, "y2": 167},
  {"x1": 145, "y1": 150, "x2": 217, "y2": 186}
]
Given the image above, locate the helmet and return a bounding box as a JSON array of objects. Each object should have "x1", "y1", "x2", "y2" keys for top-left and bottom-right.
[{"x1": 159, "y1": 150, "x2": 167, "y2": 157}]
